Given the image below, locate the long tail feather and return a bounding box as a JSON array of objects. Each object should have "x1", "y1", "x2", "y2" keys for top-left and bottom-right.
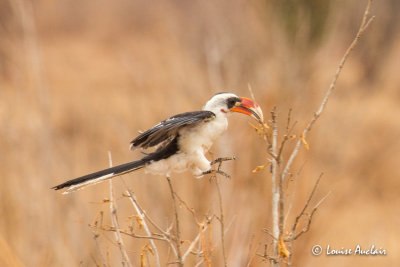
[{"x1": 52, "y1": 159, "x2": 146, "y2": 194}]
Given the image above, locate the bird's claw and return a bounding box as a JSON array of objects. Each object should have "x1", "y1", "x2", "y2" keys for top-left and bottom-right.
[
  {"x1": 203, "y1": 156, "x2": 236, "y2": 179},
  {"x1": 210, "y1": 156, "x2": 237, "y2": 165},
  {"x1": 203, "y1": 169, "x2": 231, "y2": 179}
]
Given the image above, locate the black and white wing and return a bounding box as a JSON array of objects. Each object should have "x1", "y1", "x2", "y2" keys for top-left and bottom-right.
[{"x1": 130, "y1": 111, "x2": 215, "y2": 150}]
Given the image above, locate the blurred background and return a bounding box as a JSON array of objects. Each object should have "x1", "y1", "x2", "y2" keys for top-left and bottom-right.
[{"x1": 0, "y1": 0, "x2": 399, "y2": 266}]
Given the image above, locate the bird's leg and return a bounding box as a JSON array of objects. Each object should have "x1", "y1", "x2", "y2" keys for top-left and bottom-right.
[
  {"x1": 203, "y1": 156, "x2": 236, "y2": 179},
  {"x1": 203, "y1": 169, "x2": 231, "y2": 179},
  {"x1": 210, "y1": 156, "x2": 237, "y2": 165}
]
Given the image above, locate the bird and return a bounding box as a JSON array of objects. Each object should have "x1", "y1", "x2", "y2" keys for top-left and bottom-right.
[{"x1": 52, "y1": 92, "x2": 263, "y2": 194}]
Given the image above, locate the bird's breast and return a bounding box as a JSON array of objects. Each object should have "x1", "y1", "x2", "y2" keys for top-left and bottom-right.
[
  {"x1": 145, "y1": 116, "x2": 228, "y2": 176},
  {"x1": 178, "y1": 116, "x2": 228, "y2": 154}
]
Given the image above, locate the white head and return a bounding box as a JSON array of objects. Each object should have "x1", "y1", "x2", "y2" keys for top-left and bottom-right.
[{"x1": 203, "y1": 92, "x2": 263, "y2": 122}]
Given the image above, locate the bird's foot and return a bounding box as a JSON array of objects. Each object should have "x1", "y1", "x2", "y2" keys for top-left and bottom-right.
[
  {"x1": 203, "y1": 169, "x2": 231, "y2": 179},
  {"x1": 203, "y1": 156, "x2": 236, "y2": 179},
  {"x1": 210, "y1": 156, "x2": 237, "y2": 165}
]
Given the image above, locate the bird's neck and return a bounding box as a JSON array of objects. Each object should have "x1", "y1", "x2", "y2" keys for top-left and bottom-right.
[{"x1": 203, "y1": 107, "x2": 231, "y2": 120}]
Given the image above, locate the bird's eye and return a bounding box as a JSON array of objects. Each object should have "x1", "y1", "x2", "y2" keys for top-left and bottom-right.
[{"x1": 227, "y1": 98, "x2": 237, "y2": 109}]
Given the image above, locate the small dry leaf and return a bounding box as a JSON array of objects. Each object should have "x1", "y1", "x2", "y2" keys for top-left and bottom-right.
[
  {"x1": 252, "y1": 165, "x2": 266, "y2": 173},
  {"x1": 141, "y1": 244, "x2": 155, "y2": 266},
  {"x1": 102, "y1": 198, "x2": 110, "y2": 203},
  {"x1": 299, "y1": 134, "x2": 310, "y2": 150},
  {"x1": 248, "y1": 122, "x2": 266, "y2": 136},
  {"x1": 147, "y1": 244, "x2": 154, "y2": 255},
  {"x1": 136, "y1": 215, "x2": 144, "y2": 229},
  {"x1": 140, "y1": 251, "x2": 146, "y2": 267},
  {"x1": 278, "y1": 236, "x2": 290, "y2": 258}
]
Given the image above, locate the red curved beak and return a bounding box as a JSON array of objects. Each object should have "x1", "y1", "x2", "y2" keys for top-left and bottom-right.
[{"x1": 230, "y1": 97, "x2": 264, "y2": 122}]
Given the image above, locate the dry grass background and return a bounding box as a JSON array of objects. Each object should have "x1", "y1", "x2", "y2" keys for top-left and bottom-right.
[{"x1": 0, "y1": 0, "x2": 399, "y2": 266}]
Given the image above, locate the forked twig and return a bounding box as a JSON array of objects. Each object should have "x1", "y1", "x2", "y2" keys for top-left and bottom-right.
[
  {"x1": 286, "y1": 175, "x2": 332, "y2": 266},
  {"x1": 281, "y1": 0, "x2": 375, "y2": 183},
  {"x1": 292, "y1": 190, "x2": 332, "y2": 241},
  {"x1": 166, "y1": 176, "x2": 184, "y2": 266},
  {"x1": 270, "y1": 108, "x2": 280, "y2": 266},
  {"x1": 203, "y1": 156, "x2": 236, "y2": 178},
  {"x1": 289, "y1": 174, "x2": 323, "y2": 240},
  {"x1": 251, "y1": 1, "x2": 375, "y2": 265},
  {"x1": 182, "y1": 217, "x2": 213, "y2": 262},
  {"x1": 124, "y1": 189, "x2": 161, "y2": 267},
  {"x1": 215, "y1": 177, "x2": 228, "y2": 267},
  {"x1": 90, "y1": 211, "x2": 109, "y2": 267},
  {"x1": 108, "y1": 152, "x2": 132, "y2": 267},
  {"x1": 120, "y1": 181, "x2": 171, "y2": 238}
]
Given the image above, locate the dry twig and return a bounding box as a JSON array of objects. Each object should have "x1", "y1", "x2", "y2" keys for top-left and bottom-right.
[
  {"x1": 182, "y1": 217, "x2": 213, "y2": 262},
  {"x1": 108, "y1": 152, "x2": 132, "y2": 267},
  {"x1": 124, "y1": 189, "x2": 161, "y2": 267},
  {"x1": 281, "y1": 0, "x2": 375, "y2": 184},
  {"x1": 166, "y1": 176, "x2": 184, "y2": 266},
  {"x1": 90, "y1": 212, "x2": 109, "y2": 267},
  {"x1": 286, "y1": 175, "x2": 332, "y2": 266},
  {"x1": 252, "y1": 1, "x2": 374, "y2": 265},
  {"x1": 215, "y1": 177, "x2": 228, "y2": 267},
  {"x1": 269, "y1": 108, "x2": 280, "y2": 266}
]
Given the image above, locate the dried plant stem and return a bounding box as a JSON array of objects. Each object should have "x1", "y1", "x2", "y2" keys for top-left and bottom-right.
[
  {"x1": 166, "y1": 176, "x2": 184, "y2": 266},
  {"x1": 120, "y1": 179, "x2": 180, "y2": 258},
  {"x1": 182, "y1": 221, "x2": 211, "y2": 261},
  {"x1": 289, "y1": 174, "x2": 322, "y2": 241},
  {"x1": 253, "y1": 1, "x2": 375, "y2": 265},
  {"x1": 215, "y1": 177, "x2": 228, "y2": 267},
  {"x1": 108, "y1": 152, "x2": 132, "y2": 267},
  {"x1": 270, "y1": 108, "x2": 280, "y2": 267},
  {"x1": 93, "y1": 235, "x2": 108, "y2": 267},
  {"x1": 281, "y1": 0, "x2": 375, "y2": 184},
  {"x1": 245, "y1": 234, "x2": 258, "y2": 267},
  {"x1": 124, "y1": 189, "x2": 161, "y2": 267},
  {"x1": 287, "y1": 174, "x2": 332, "y2": 266},
  {"x1": 91, "y1": 211, "x2": 109, "y2": 267},
  {"x1": 122, "y1": 182, "x2": 171, "y2": 238},
  {"x1": 109, "y1": 230, "x2": 170, "y2": 241}
]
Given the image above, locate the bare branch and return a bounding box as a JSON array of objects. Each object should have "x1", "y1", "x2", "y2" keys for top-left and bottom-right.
[
  {"x1": 124, "y1": 189, "x2": 161, "y2": 267},
  {"x1": 182, "y1": 218, "x2": 213, "y2": 262},
  {"x1": 98, "y1": 227, "x2": 169, "y2": 242},
  {"x1": 286, "y1": 175, "x2": 331, "y2": 266},
  {"x1": 182, "y1": 231, "x2": 202, "y2": 261},
  {"x1": 256, "y1": 244, "x2": 278, "y2": 264},
  {"x1": 290, "y1": 173, "x2": 323, "y2": 238},
  {"x1": 292, "y1": 190, "x2": 332, "y2": 241},
  {"x1": 90, "y1": 212, "x2": 109, "y2": 267},
  {"x1": 281, "y1": 0, "x2": 375, "y2": 183},
  {"x1": 121, "y1": 186, "x2": 171, "y2": 238},
  {"x1": 215, "y1": 177, "x2": 228, "y2": 267},
  {"x1": 121, "y1": 185, "x2": 180, "y2": 258},
  {"x1": 245, "y1": 234, "x2": 259, "y2": 267},
  {"x1": 166, "y1": 176, "x2": 184, "y2": 267},
  {"x1": 173, "y1": 190, "x2": 197, "y2": 218},
  {"x1": 199, "y1": 221, "x2": 212, "y2": 267},
  {"x1": 263, "y1": 228, "x2": 278, "y2": 241},
  {"x1": 276, "y1": 110, "x2": 297, "y2": 163},
  {"x1": 270, "y1": 107, "x2": 280, "y2": 267},
  {"x1": 283, "y1": 161, "x2": 307, "y2": 229},
  {"x1": 194, "y1": 258, "x2": 205, "y2": 267},
  {"x1": 248, "y1": 84, "x2": 273, "y2": 149},
  {"x1": 108, "y1": 152, "x2": 132, "y2": 267}
]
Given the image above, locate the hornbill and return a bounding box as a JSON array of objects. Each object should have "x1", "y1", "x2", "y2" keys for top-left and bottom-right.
[{"x1": 52, "y1": 93, "x2": 263, "y2": 194}]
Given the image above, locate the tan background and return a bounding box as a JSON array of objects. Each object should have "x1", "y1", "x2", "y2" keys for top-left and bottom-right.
[{"x1": 0, "y1": 0, "x2": 399, "y2": 266}]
